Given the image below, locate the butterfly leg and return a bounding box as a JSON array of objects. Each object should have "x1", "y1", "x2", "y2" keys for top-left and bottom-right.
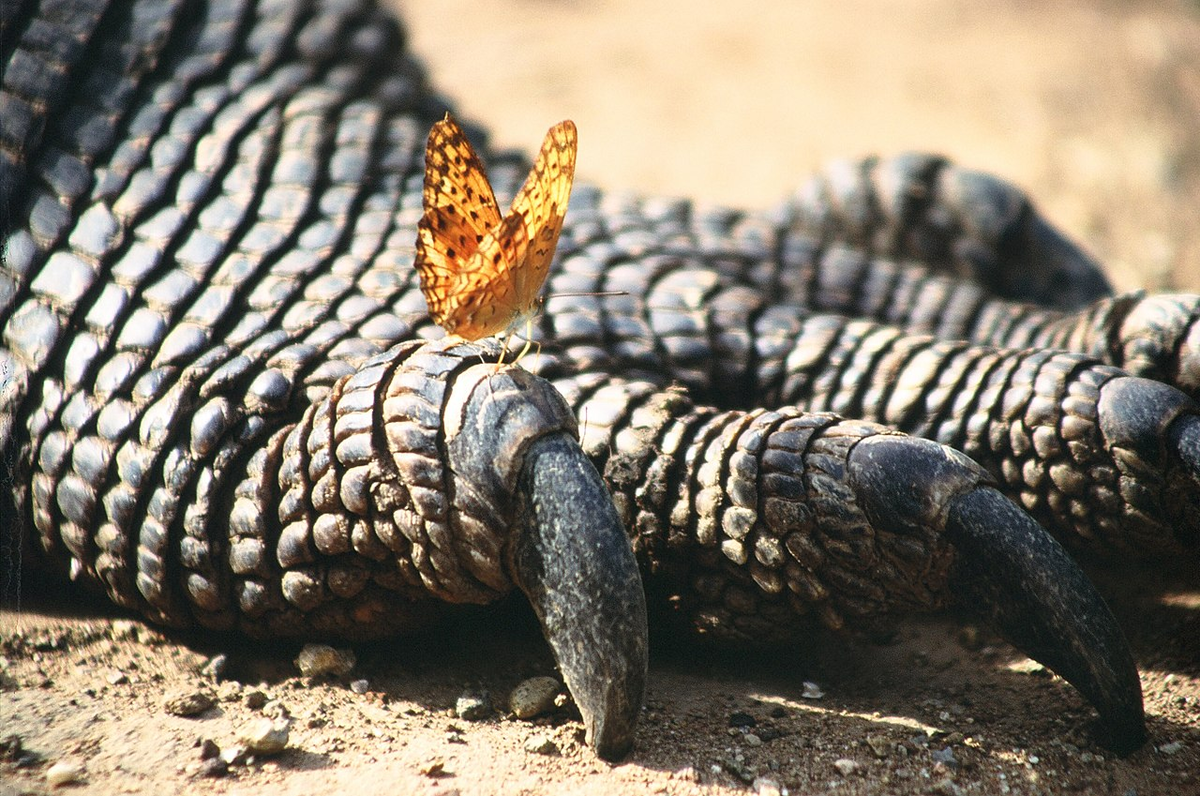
[{"x1": 511, "y1": 317, "x2": 541, "y2": 368}]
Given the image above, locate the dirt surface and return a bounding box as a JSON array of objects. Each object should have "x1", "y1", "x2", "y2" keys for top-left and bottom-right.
[
  {"x1": 3, "y1": 574, "x2": 1199, "y2": 796},
  {"x1": 4, "y1": 1, "x2": 1200, "y2": 795}
]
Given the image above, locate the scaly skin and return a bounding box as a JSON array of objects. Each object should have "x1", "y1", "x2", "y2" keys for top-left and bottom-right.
[{"x1": 4, "y1": 0, "x2": 1198, "y2": 759}]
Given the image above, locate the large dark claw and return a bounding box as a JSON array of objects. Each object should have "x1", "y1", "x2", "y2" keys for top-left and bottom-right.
[
  {"x1": 511, "y1": 433, "x2": 649, "y2": 760},
  {"x1": 439, "y1": 352, "x2": 648, "y2": 758},
  {"x1": 442, "y1": 353, "x2": 648, "y2": 760},
  {"x1": 849, "y1": 435, "x2": 1144, "y2": 754},
  {"x1": 945, "y1": 487, "x2": 1146, "y2": 754}
]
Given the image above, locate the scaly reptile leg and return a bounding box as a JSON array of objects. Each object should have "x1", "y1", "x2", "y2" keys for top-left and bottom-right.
[{"x1": 555, "y1": 373, "x2": 1144, "y2": 751}]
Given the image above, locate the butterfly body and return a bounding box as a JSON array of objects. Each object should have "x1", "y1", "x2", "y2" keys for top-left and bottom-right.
[{"x1": 415, "y1": 114, "x2": 577, "y2": 344}]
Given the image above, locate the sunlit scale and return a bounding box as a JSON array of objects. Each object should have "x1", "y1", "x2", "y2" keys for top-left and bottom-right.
[{"x1": 414, "y1": 113, "x2": 577, "y2": 362}]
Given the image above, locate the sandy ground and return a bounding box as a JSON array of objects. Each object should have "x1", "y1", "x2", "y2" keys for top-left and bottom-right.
[
  {"x1": 4, "y1": 1, "x2": 1200, "y2": 794},
  {"x1": 2, "y1": 571, "x2": 1199, "y2": 796}
]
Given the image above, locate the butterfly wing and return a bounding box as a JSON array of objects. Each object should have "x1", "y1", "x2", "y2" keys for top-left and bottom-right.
[
  {"x1": 446, "y1": 213, "x2": 531, "y2": 339},
  {"x1": 503, "y1": 120, "x2": 577, "y2": 319},
  {"x1": 415, "y1": 114, "x2": 504, "y2": 329}
]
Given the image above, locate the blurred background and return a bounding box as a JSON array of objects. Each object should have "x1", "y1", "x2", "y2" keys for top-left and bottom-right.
[{"x1": 401, "y1": 0, "x2": 1200, "y2": 292}]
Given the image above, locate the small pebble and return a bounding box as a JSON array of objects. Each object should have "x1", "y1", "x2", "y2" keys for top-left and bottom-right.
[
  {"x1": 866, "y1": 735, "x2": 891, "y2": 758},
  {"x1": 294, "y1": 644, "x2": 356, "y2": 677},
  {"x1": 1158, "y1": 741, "x2": 1183, "y2": 755},
  {"x1": 932, "y1": 747, "x2": 959, "y2": 769},
  {"x1": 106, "y1": 670, "x2": 128, "y2": 685},
  {"x1": 509, "y1": 676, "x2": 559, "y2": 719},
  {"x1": 263, "y1": 700, "x2": 291, "y2": 720},
  {"x1": 244, "y1": 690, "x2": 268, "y2": 710},
  {"x1": 198, "y1": 757, "x2": 228, "y2": 778},
  {"x1": 801, "y1": 681, "x2": 824, "y2": 700},
  {"x1": 46, "y1": 760, "x2": 84, "y2": 788},
  {"x1": 524, "y1": 734, "x2": 559, "y2": 755},
  {"x1": 350, "y1": 679, "x2": 370, "y2": 695},
  {"x1": 728, "y1": 711, "x2": 757, "y2": 728},
  {"x1": 455, "y1": 693, "x2": 491, "y2": 721},
  {"x1": 757, "y1": 726, "x2": 782, "y2": 742},
  {"x1": 201, "y1": 654, "x2": 228, "y2": 681},
  {"x1": 219, "y1": 744, "x2": 249, "y2": 766},
  {"x1": 420, "y1": 759, "x2": 447, "y2": 777},
  {"x1": 1007, "y1": 659, "x2": 1048, "y2": 677},
  {"x1": 164, "y1": 690, "x2": 214, "y2": 717},
  {"x1": 199, "y1": 739, "x2": 220, "y2": 760},
  {"x1": 744, "y1": 733, "x2": 762, "y2": 747},
  {"x1": 216, "y1": 681, "x2": 242, "y2": 701},
  {"x1": 833, "y1": 758, "x2": 859, "y2": 776},
  {"x1": 752, "y1": 776, "x2": 783, "y2": 796},
  {"x1": 241, "y1": 717, "x2": 290, "y2": 756}
]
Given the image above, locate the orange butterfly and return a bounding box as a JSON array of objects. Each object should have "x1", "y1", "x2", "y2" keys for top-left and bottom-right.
[{"x1": 414, "y1": 113, "x2": 577, "y2": 356}]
